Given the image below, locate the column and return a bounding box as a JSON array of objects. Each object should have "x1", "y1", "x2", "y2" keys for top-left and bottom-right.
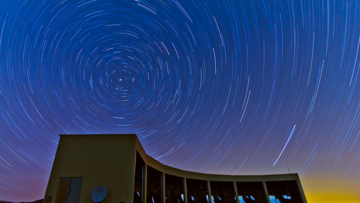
[
  {"x1": 162, "y1": 172, "x2": 166, "y2": 203},
  {"x1": 183, "y1": 178, "x2": 188, "y2": 203},
  {"x1": 207, "y1": 180, "x2": 212, "y2": 203},
  {"x1": 143, "y1": 164, "x2": 147, "y2": 203},
  {"x1": 233, "y1": 181, "x2": 239, "y2": 203},
  {"x1": 262, "y1": 181, "x2": 270, "y2": 203},
  {"x1": 296, "y1": 180, "x2": 307, "y2": 203}
]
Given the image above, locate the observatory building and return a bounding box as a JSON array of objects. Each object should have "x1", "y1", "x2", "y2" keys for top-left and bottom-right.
[{"x1": 44, "y1": 134, "x2": 307, "y2": 203}]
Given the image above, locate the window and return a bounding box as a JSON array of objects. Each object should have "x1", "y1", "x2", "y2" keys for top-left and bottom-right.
[
  {"x1": 165, "y1": 174, "x2": 185, "y2": 203},
  {"x1": 56, "y1": 177, "x2": 83, "y2": 203},
  {"x1": 147, "y1": 166, "x2": 163, "y2": 203},
  {"x1": 266, "y1": 180, "x2": 303, "y2": 203},
  {"x1": 134, "y1": 152, "x2": 145, "y2": 203},
  {"x1": 210, "y1": 181, "x2": 236, "y2": 203},
  {"x1": 186, "y1": 179, "x2": 209, "y2": 203},
  {"x1": 236, "y1": 182, "x2": 267, "y2": 203}
]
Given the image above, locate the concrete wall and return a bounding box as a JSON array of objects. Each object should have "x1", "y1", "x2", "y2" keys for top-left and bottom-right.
[{"x1": 44, "y1": 134, "x2": 137, "y2": 203}]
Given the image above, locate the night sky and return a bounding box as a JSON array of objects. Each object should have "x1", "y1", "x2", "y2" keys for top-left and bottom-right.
[{"x1": 1, "y1": 0, "x2": 360, "y2": 202}]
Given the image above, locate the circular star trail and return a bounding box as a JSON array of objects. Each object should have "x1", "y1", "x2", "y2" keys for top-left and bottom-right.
[{"x1": 1, "y1": 0, "x2": 360, "y2": 201}]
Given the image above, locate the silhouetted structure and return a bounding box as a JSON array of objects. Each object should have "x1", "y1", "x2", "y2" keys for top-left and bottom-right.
[{"x1": 44, "y1": 134, "x2": 307, "y2": 203}]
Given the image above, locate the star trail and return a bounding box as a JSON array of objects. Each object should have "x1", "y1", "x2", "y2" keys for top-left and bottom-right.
[{"x1": 1, "y1": 0, "x2": 360, "y2": 202}]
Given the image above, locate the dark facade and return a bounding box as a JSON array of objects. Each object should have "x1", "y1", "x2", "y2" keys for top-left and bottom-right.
[{"x1": 44, "y1": 134, "x2": 307, "y2": 203}]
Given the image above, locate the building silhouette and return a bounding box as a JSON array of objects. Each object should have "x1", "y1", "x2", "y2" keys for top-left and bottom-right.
[{"x1": 44, "y1": 134, "x2": 307, "y2": 203}]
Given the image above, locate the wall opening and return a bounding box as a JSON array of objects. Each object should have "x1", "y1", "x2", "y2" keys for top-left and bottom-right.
[
  {"x1": 210, "y1": 181, "x2": 236, "y2": 203},
  {"x1": 55, "y1": 177, "x2": 83, "y2": 203},
  {"x1": 266, "y1": 180, "x2": 303, "y2": 203},
  {"x1": 147, "y1": 166, "x2": 163, "y2": 203},
  {"x1": 186, "y1": 179, "x2": 209, "y2": 203},
  {"x1": 134, "y1": 152, "x2": 145, "y2": 203},
  {"x1": 236, "y1": 182, "x2": 267, "y2": 203},
  {"x1": 165, "y1": 174, "x2": 185, "y2": 203}
]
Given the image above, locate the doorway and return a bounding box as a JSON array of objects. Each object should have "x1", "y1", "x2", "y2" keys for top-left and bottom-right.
[{"x1": 56, "y1": 177, "x2": 83, "y2": 203}]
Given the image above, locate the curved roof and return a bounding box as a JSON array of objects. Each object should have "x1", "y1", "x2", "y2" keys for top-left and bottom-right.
[{"x1": 132, "y1": 134, "x2": 302, "y2": 183}]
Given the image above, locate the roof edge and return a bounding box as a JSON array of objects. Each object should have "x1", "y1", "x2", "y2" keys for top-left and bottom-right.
[{"x1": 59, "y1": 134, "x2": 137, "y2": 137}]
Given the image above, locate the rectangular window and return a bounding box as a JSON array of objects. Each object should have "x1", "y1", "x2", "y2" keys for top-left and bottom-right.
[
  {"x1": 210, "y1": 181, "x2": 236, "y2": 203},
  {"x1": 56, "y1": 177, "x2": 83, "y2": 203},
  {"x1": 186, "y1": 179, "x2": 209, "y2": 203},
  {"x1": 147, "y1": 166, "x2": 163, "y2": 203},
  {"x1": 134, "y1": 152, "x2": 145, "y2": 203},
  {"x1": 165, "y1": 174, "x2": 185, "y2": 203},
  {"x1": 236, "y1": 182, "x2": 267, "y2": 203},
  {"x1": 266, "y1": 180, "x2": 303, "y2": 203}
]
